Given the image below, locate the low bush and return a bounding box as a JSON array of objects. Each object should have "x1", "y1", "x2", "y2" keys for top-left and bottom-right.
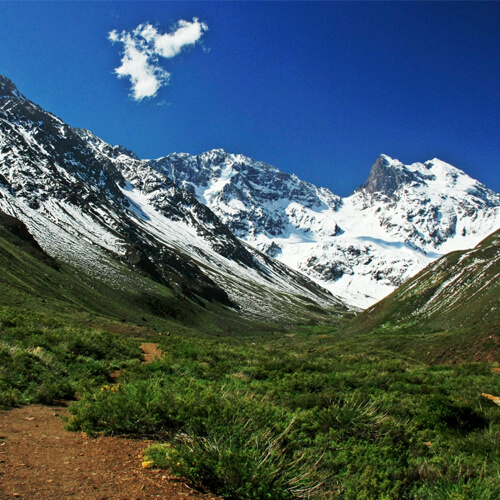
[{"x1": 144, "y1": 419, "x2": 324, "y2": 500}]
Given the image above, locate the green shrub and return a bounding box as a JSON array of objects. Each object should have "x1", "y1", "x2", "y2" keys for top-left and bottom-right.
[
  {"x1": 144, "y1": 419, "x2": 325, "y2": 500},
  {"x1": 418, "y1": 395, "x2": 487, "y2": 433}
]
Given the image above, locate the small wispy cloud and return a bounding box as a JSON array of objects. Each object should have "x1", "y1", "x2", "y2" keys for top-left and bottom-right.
[{"x1": 109, "y1": 18, "x2": 207, "y2": 102}]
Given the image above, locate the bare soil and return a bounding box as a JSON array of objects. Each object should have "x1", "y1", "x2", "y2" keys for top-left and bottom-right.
[
  {"x1": 0, "y1": 344, "x2": 219, "y2": 500},
  {"x1": 139, "y1": 343, "x2": 163, "y2": 364}
]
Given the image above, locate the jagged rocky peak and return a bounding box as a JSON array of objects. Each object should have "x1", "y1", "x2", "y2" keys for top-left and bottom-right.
[
  {"x1": 200, "y1": 148, "x2": 230, "y2": 164},
  {"x1": 357, "y1": 154, "x2": 500, "y2": 208},
  {"x1": 153, "y1": 149, "x2": 341, "y2": 209},
  {"x1": 0, "y1": 75, "x2": 24, "y2": 100},
  {"x1": 150, "y1": 149, "x2": 343, "y2": 240},
  {"x1": 357, "y1": 154, "x2": 426, "y2": 196}
]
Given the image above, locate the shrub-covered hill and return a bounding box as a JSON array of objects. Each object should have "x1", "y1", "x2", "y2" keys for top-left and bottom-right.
[{"x1": 346, "y1": 229, "x2": 500, "y2": 363}]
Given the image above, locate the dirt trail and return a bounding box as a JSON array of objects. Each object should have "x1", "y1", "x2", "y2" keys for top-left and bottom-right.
[
  {"x1": 140, "y1": 343, "x2": 163, "y2": 364},
  {"x1": 110, "y1": 343, "x2": 162, "y2": 380},
  {"x1": 0, "y1": 344, "x2": 219, "y2": 499}
]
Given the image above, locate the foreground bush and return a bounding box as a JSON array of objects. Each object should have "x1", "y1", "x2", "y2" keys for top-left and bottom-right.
[
  {"x1": 0, "y1": 307, "x2": 142, "y2": 408},
  {"x1": 144, "y1": 419, "x2": 324, "y2": 500}
]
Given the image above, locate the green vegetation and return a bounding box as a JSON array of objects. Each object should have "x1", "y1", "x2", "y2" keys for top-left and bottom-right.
[
  {"x1": 0, "y1": 305, "x2": 142, "y2": 407},
  {"x1": 67, "y1": 333, "x2": 500, "y2": 499},
  {"x1": 2, "y1": 215, "x2": 500, "y2": 498}
]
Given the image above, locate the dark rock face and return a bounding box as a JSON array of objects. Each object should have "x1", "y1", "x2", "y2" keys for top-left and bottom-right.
[
  {"x1": 0, "y1": 76, "x2": 23, "y2": 99},
  {"x1": 0, "y1": 209, "x2": 59, "y2": 269},
  {"x1": 357, "y1": 155, "x2": 435, "y2": 197}
]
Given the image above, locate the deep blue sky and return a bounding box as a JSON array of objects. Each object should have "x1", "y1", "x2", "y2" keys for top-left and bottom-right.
[{"x1": 1, "y1": 1, "x2": 498, "y2": 196}]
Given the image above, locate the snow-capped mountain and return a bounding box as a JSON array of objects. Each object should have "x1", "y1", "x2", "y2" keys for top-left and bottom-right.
[
  {"x1": 0, "y1": 75, "x2": 345, "y2": 322},
  {"x1": 152, "y1": 151, "x2": 500, "y2": 308},
  {"x1": 1, "y1": 73, "x2": 498, "y2": 312}
]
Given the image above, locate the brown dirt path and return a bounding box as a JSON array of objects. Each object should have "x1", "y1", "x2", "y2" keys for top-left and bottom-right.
[
  {"x1": 0, "y1": 344, "x2": 220, "y2": 500},
  {"x1": 140, "y1": 343, "x2": 163, "y2": 364},
  {"x1": 110, "y1": 343, "x2": 163, "y2": 380}
]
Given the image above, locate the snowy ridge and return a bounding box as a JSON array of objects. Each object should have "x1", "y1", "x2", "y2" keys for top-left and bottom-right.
[
  {"x1": 153, "y1": 151, "x2": 500, "y2": 308},
  {"x1": 0, "y1": 75, "x2": 345, "y2": 322}
]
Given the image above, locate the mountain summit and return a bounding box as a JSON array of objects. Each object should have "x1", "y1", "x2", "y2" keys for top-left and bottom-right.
[
  {"x1": 357, "y1": 154, "x2": 436, "y2": 196},
  {"x1": 0, "y1": 75, "x2": 24, "y2": 100},
  {"x1": 153, "y1": 151, "x2": 500, "y2": 307},
  {"x1": 359, "y1": 154, "x2": 499, "y2": 207}
]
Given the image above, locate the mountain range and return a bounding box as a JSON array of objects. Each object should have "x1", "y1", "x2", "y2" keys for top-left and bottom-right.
[
  {"x1": 0, "y1": 75, "x2": 344, "y2": 324},
  {"x1": 1, "y1": 74, "x2": 499, "y2": 318},
  {"x1": 152, "y1": 148, "x2": 500, "y2": 308}
]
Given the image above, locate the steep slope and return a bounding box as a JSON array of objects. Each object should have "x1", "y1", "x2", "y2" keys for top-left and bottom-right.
[
  {"x1": 349, "y1": 229, "x2": 500, "y2": 335},
  {"x1": 0, "y1": 75, "x2": 347, "y2": 323},
  {"x1": 152, "y1": 151, "x2": 500, "y2": 307},
  {"x1": 344, "y1": 229, "x2": 500, "y2": 363},
  {"x1": 0, "y1": 208, "x2": 231, "y2": 333}
]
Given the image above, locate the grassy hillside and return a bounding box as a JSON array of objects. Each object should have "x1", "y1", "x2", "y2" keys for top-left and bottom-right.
[
  {"x1": 0, "y1": 211, "x2": 273, "y2": 336},
  {"x1": 0, "y1": 210, "x2": 266, "y2": 407},
  {"x1": 345, "y1": 229, "x2": 500, "y2": 363},
  {"x1": 0, "y1": 209, "x2": 347, "y2": 408}
]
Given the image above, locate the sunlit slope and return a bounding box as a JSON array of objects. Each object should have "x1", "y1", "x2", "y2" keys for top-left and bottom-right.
[{"x1": 351, "y1": 229, "x2": 499, "y2": 334}]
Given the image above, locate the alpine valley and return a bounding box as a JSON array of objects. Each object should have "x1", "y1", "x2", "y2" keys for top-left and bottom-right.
[
  {"x1": 3, "y1": 74, "x2": 500, "y2": 500},
  {"x1": 1, "y1": 74, "x2": 498, "y2": 317}
]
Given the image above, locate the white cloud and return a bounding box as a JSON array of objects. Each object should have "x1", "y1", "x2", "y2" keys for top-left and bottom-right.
[
  {"x1": 153, "y1": 19, "x2": 208, "y2": 58},
  {"x1": 109, "y1": 18, "x2": 207, "y2": 102}
]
